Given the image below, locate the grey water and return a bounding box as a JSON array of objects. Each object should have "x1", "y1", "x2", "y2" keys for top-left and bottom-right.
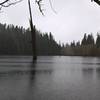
[{"x1": 0, "y1": 56, "x2": 100, "y2": 100}]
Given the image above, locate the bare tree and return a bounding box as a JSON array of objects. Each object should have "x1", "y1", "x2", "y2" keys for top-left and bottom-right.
[{"x1": 28, "y1": 0, "x2": 37, "y2": 61}]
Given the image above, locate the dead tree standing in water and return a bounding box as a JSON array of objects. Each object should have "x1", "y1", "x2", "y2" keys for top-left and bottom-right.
[
  {"x1": 28, "y1": 0, "x2": 44, "y2": 61},
  {"x1": 28, "y1": 0, "x2": 37, "y2": 60}
]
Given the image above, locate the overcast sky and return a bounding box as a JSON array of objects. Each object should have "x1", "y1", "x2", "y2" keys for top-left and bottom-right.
[{"x1": 0, "y1": 0, "x2": 100, "y2": 44}]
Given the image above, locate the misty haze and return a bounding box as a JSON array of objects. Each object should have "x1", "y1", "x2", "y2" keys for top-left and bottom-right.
[{"x1": 0, "y1": 0, "x2": 100, "y2": 100}]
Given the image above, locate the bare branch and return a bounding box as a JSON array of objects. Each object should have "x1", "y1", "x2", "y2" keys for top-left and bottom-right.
[
  {"x1": 35, "y1": 0, "x2": 44, "y2": 15},
  {"x1": 1, "y1": 0, "x2": 23, "y2": 7},
  {"x1": 49, "y1": 0, "x2": 57, "y2": 14},
  {"x1": 0, "y1": 0, "x2": 23, "y2": 10},
  {"x1": 0, "y1": 0, "x2": 9, "y2": 5},
  {"x1": 91, "y1": 0, "x2": 100, "y2": 5}
]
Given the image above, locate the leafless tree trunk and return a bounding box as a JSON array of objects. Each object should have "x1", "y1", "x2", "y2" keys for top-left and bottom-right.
[{"x1": 28, "y1": 0, "x2": 37, "y2": 61}]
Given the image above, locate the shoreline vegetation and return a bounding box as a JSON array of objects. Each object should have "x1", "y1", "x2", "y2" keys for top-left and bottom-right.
[
  {"x1": 0, "y1": 23, "x2": 100, "y2": 56},
  {"x1": 62, "y1": 33, "x2": 100, "y2": 56}
]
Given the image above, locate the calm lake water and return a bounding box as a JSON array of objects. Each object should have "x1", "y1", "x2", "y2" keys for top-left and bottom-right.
[{"x1": 0, "y1": 56, "x2": 100, "y2": 100}]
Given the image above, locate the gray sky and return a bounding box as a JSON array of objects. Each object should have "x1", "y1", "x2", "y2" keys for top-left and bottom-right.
[{"x1": 0, "y1": 0, "x2": 100, "y2": 44}]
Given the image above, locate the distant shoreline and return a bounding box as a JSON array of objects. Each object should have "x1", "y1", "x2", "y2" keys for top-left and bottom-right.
[{"x1": 0, "y1": 55, "x2": 100, "y2": 57}]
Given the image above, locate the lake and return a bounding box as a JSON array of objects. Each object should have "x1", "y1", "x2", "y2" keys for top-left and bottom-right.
[{"x1": 0, "y1": 56, "x2": 100, "y2": 100}]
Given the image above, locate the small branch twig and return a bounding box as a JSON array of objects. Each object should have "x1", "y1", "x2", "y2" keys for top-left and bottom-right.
[
  {"x1": 91, "y1": 0, "x2": 100, "y2": 5},
  {"x1": 49, "y1": 0, "x2": 57, "y2": 14},
  {"x1": 0, "y1": 0, "x2": 23, "y2": 10},
  {"x1": 35, "y1": 0, "x2": 44, "y2": 15},
  {"x1": 1, "y1": 0, "x2": 23, "y2": 7},
  {"x1": 0, "y1": 0, "x2": 9, "y2": 5}
]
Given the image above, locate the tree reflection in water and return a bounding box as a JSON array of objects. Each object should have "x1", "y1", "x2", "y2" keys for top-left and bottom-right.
[{"x1": 25, "y1": 61, "x2": 37, "y2": 100}]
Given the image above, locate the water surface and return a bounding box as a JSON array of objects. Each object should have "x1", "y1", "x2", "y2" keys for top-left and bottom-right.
[{"x1": 0, "y1": 56, "x2": 100, "y2": 100}]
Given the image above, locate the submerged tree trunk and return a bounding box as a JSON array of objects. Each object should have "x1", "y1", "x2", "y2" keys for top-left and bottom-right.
[{"x1": 28, "y1": 0, "x2": 37, "y2": 61}]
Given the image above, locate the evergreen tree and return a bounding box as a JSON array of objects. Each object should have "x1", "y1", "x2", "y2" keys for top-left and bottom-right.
[
  {"x1": 87, "y1": 34, "x2": 94, "y2": 45},
  {"x1": 76, "y1": 41, "x2": 80, "y2": 46},
  {"x1": 81, "y1": 33, "x2": 87, "y2": 45},
  {"x1": 71, "y1": 41, "x2": 75, "y2": 47},
  {"x1": 0, "y1": 23, "x2": 61, "y2": 55},
  {"x1": 96, "y1": 33, "x2": 100, "y2": 48}
]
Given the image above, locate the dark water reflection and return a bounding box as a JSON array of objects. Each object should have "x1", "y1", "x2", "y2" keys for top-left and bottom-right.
[{"x1": 0, "y1": 56, "x2": 100, "y2": 100}]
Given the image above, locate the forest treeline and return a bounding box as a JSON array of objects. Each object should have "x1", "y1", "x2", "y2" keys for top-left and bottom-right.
[
  {"x1": 0, "y1": 23, "x2": 61, "y2": 55},
  {"x1": 62, "y1": 33, "x2": 100, "y2": 56},
  {"x1": 1, "y1": 23, "x2": 100, "y2": 56}
]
